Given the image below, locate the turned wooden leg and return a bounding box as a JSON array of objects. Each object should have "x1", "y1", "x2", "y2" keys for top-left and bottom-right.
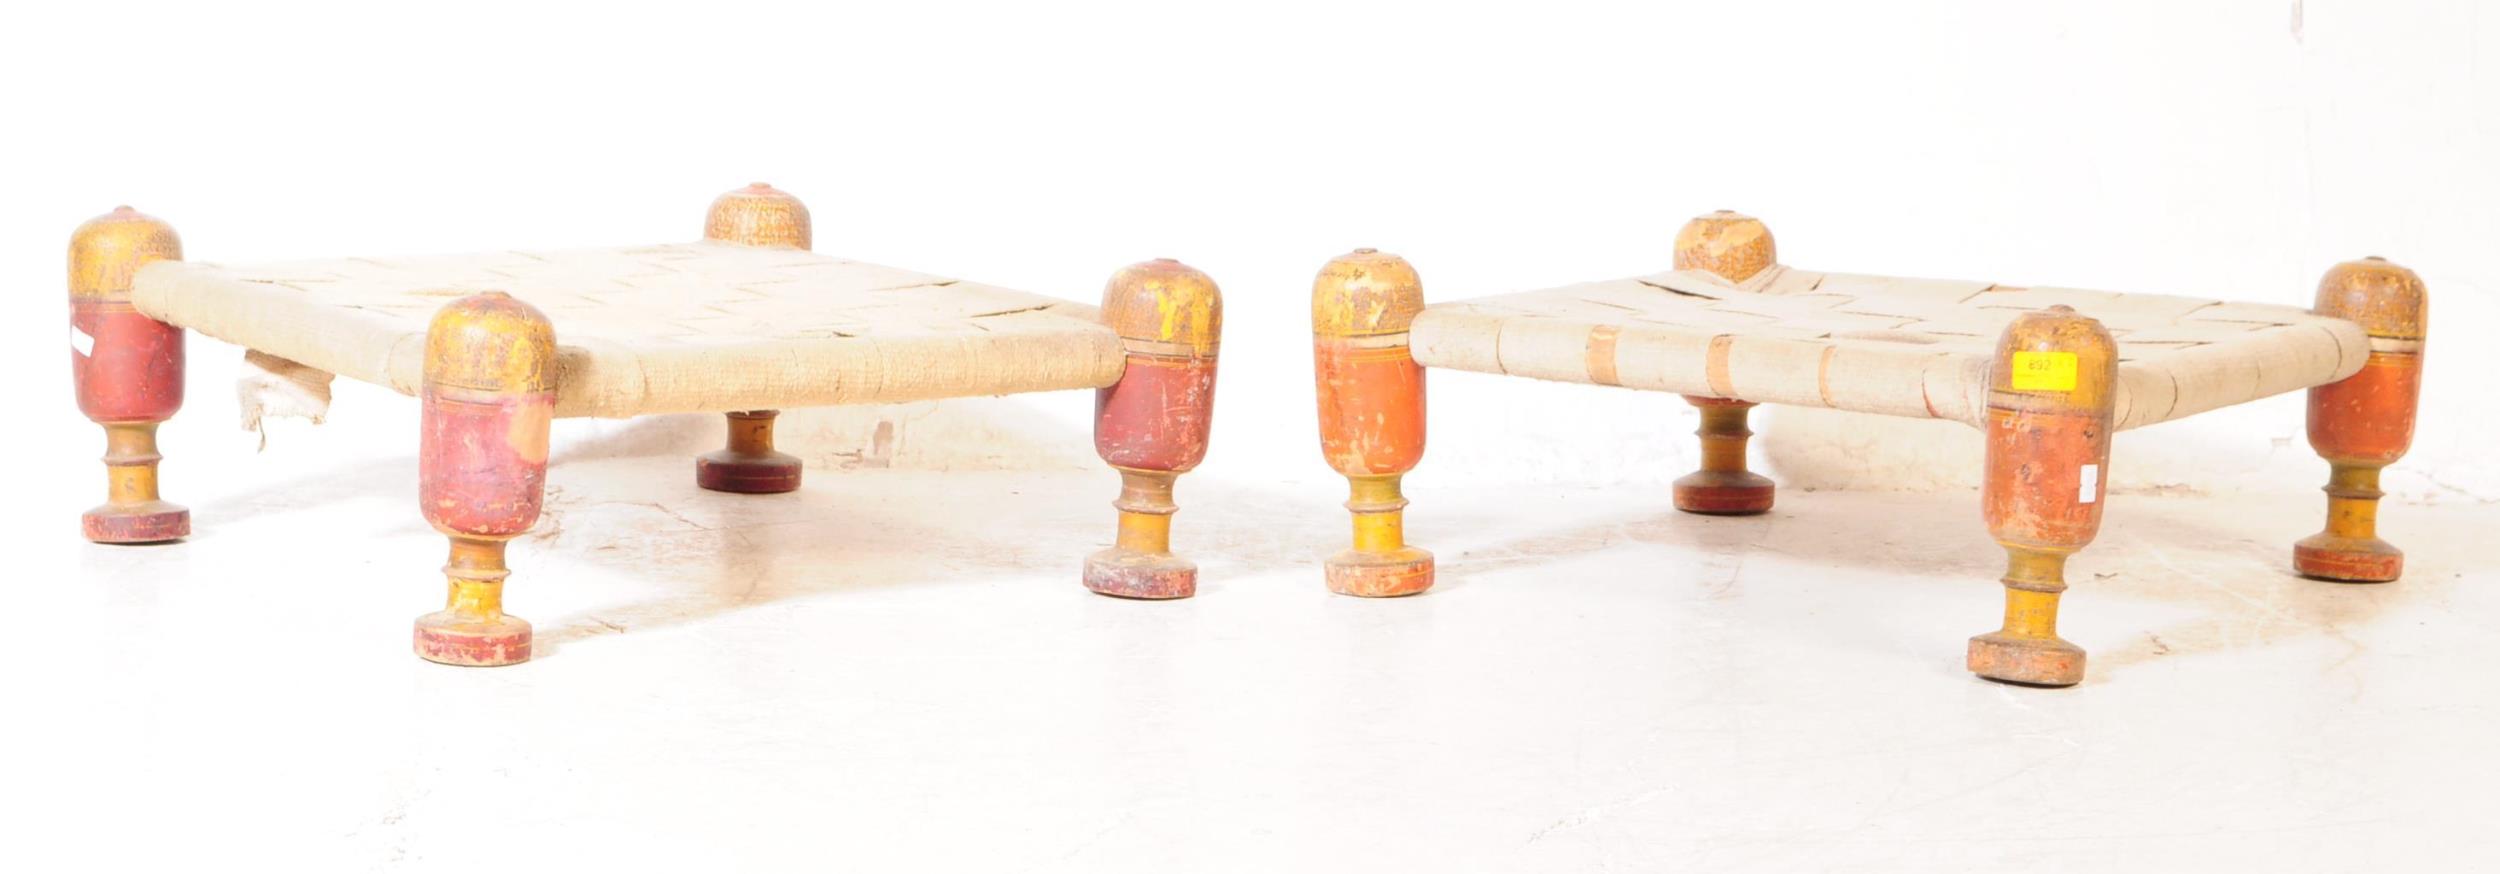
[
  {"x1": 1673, "y1": 397, "x2": 1774, "y2": 515},
  {"x1": 2295, "y1": 257, "x2": 2427, "y2": 583},
  {"x1": 1085, "y1": 259, "x2": 1222, "y2": 599},
  {"x1": 695, "y1": 182, "x2": 812, "y2": 493},
  {"x1": 1664, "y1": 211, "x2": 1781, "y2": 516},
  {"x1": 415, "y1": 293, "x2": 556, "y2": 667},
  {"x1": 1968, "y1": 305, "x2": 2117, "y2": 688},
  {"x1": 69, "y1": 206, "x2": 189, "y2": 544},
  {"x1": 697, "y1": 410, "x2": 802, "y2": 493},
  {"x1": 1313, "y1": 249, "x2": 1434, "y2": 597}
]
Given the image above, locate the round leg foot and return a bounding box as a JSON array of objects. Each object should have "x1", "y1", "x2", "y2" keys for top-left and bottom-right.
[
  {"x1": 1967, "y1": 632, "x2": 2086, "y2": 687},
  {"x1": 82, "y1": 501, "x2": 190, "y2": 544},
  {"x1": 1325, "y1": 547, "x2": 1435, "y2": 597},
  {"x1": 413, "y1": 611, "x2": 534, "y2": 666},
  {"x1": 1673, "y1": 470, "x2": 1775, "y2": 516},
  {"x1": 1083, "y1": 548, "x2": 1197, "y2": 599},
  {"x1": 696, "y1": 449, "x2": 803, "y2": 494},
  {"x1": 2293, "y1": 533, "x2": 2403, "y2": 583}
]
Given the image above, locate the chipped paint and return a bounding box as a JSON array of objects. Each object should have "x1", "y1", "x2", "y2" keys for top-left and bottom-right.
[
  {"x1": 69, "y1": 207, "x2": 190, "y2": 543},
  {"x1": 2297, "y1": 258, "x2": 2428, "y2": 582},
  {"x1": 68, "y1": 206, "x2": 181, "y2": 301},
  {"x1": 1671, "y1": 210, "x2": 1776, "y2": 284},
  {"x1": 1310, "y1": 249, "x2": 1423, "y2": 338},
  {"x1": 1313, "y1": 249, "x2": 1434, "y2": 597},
  {"x1": 1970, "y1": 306, "x2": 2118, "y2": 687},
  {"x1": 1101, "y1": 260, "x2": 1221, "y2": 354},
  {"x1": 1084, "y1": 260, "x2": 1222, "y2": 599},
  {"x1": 415, "y1": 293, "x2": 557, "y2": 667}
]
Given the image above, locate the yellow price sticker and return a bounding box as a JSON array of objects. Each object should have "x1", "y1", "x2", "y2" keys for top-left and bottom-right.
[{"x1": 2009, "y1": 351, "x2": 2078, "y2": 392}]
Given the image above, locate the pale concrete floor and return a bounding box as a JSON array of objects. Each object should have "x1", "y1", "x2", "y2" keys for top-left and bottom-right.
[{"x1": 19, "y1": 452, "x2": 2499, "y2": 871}]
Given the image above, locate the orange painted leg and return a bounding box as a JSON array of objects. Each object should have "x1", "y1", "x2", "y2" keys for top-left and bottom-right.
[
  {"x1": 1313, "y1": 249, "x2": 1434, "y2": 597},
  {"x1": 1673, "y1": 397, "x2": 1774, "y2": 515},
  {"x1": 1085, "y1": 260, "x2": 1222, "y2": 599},
  {"x1": 69, "y1": 207, "x2": 189, "y2": 543},
  {"x1": 1968, "y1": 305, "x2": 2117, "y2": 688},
  {"x1": 2295, "y1": 257, "x2": 2427, "y2": 583},
  {"x1": 413, "y1": 293, "x2": 555, "y2": 667},
  {"x1": 696, "y1": 182, "x2": 813, "y2": 493}
]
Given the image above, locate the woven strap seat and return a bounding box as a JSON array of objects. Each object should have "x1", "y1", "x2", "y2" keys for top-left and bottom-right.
[
  {"x1": 1409, "y1": 265, "x2": 2369, "y2": 430},
  {"x1": 131, "y1": 242, "x2": 1125, "y2": 418}
]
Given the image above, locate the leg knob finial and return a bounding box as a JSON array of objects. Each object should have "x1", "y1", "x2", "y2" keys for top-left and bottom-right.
[{"x1": 1673, "y1": 210, "x2": 1777, "y2": 284}]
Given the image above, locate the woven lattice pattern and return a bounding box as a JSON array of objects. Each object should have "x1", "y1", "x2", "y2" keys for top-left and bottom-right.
[
  {"x1": 132, "y1": 242, "x2": 1126, "y2": 418},
  {"x1": 1410, "y1": 265, "x2": 2369, "y2": 430}
]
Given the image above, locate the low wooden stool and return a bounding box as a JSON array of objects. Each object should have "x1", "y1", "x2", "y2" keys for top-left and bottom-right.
[
  {"x1": 1309, "y1": 211, "x2": 2425, "y2": 687},
  {"x1": 66, "y1": 185, "x2": 1223, "y2": 666}
]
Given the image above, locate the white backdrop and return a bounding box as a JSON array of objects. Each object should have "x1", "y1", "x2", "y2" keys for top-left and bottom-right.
[{"x1": 7, "y1": 0, "x2": 2493, "y2": 517}]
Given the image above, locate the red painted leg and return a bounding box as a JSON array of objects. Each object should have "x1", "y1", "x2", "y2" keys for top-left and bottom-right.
[
  {"x1": 1968, "y1": 305, "x2": 2117, "y2": 687},
  {"x1": 414, "y1": 293, "x2": 556, "y2": 666},
  {"x1": 69, "y1": 207, "x2": 189, "y2": 543},
  {"x1": 2296, "y1": 257, "x2": 2427, "y2": 583},
  {"x1": 695, "y1": 183, "x2": 812, "y2": 493},
  {"x1": 1085, "y1": 260, "x2": 1222, "y2": 599},
  {"x1": 1313, "y1": 249, "x2": 1434, "y2": 597}
]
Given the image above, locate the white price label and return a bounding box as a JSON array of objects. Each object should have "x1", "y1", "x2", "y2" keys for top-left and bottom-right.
[
  {"x1": 70, "y1": 326, "x2": 95, "y2": 357},
  {"x1": 2078, "y1": 464, "x2": 2100, "y2": 504}
]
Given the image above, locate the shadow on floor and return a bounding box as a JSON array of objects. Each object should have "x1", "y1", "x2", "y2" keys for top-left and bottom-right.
[
  {"x1": 1418, "y1": 480, "x2": 2440, "y2": 680},
  {"x1": 180, "y1": 399, "x2": 2443, "y2": 675}
]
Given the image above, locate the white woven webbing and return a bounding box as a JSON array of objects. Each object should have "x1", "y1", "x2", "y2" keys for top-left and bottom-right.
[
  {"x1": 1410, "y1": 266, "x2": 2367, "y2": 430},
  {"x1": 132, "y1": 242, "x2": 1127, "y2": 419}
]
